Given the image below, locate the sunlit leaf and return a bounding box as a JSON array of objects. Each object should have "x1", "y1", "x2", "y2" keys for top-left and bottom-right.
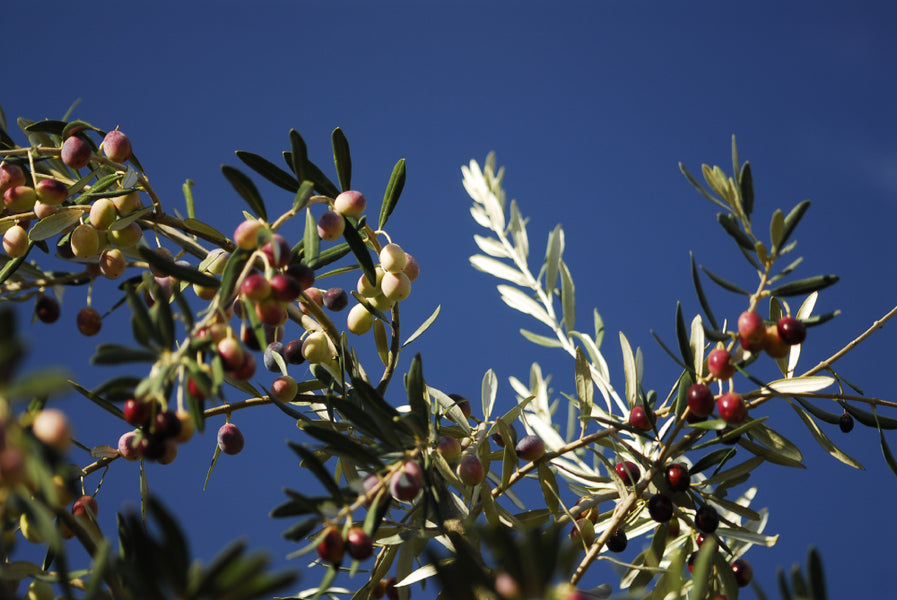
[
  {"x1": 28, "y1": 208, "x2": 83, "y2": 241},
  {"x1": 497, "y1": 285, "x2": 553, "y2": 328},
  {"x1": 469, "y1": 255, "x2": 530, "y2": 286},
  {"x1": 481, "y1": 369, "x2": 497, "y2": 422},
  {"x1": 763, "y1": 376, "x2": 834, "y2": 395},
  {"x1": 560, "y1": 260, "x2": 575, "y2": 332},
  {"x1": 544, "y1": 224, "x2": 563, "y2": 293}
]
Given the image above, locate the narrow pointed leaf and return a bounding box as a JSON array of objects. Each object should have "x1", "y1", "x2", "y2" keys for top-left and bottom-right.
[
  {"x1": 90, "y1": 344, "x2": 158, "y2": 365},
  {"x1": 780, "y1": 200, "x2": 811, "y2": 251},
  {"x1": 520, "y1": 328, "x2": 563, "y2": 348},
  {"x1": 287, "y1": 441, "x2": 344, "y2": 501},
  {"x1": 138, "y1": 247, "x2": 220, "y2": 288},
  {"x1": 28, "y1": 208, "x2": 83, "y2": 241},
  {"x1": 793, "y1": 397, "x2": 842, "y2": 425},
  {"x1": 619, "y1": 331, "x2": 638, "y2": 408},
  {"x1": 402, "y1": 304, "x2": 441, "y2": 349},
  {"x1": 560, "y1": 260, "x2": 575, "y2": 332},
  {"x1": 764, "y1": 376, "x2": 834, "y2": 395},
  {"x1": 574, "y1": 347, "x2": 593, "y2": 430},
  {"x1": 221, "y1": 165, "x2": 267, "y2": 221},
  {"x1": 675, "y1": 301, "x2": 694, "y2": 372},
  {"x1": 497, "y1": 285, "x2": 554, "y2": 328},
  {"x1": 481, "y1": 368, "x2": 497, "y2": 422},
  {"x1": 544, "y1": 224, "x2": 563, "y2": 293},
  {"x1": 67, "y1": 381, "x2": 124, "y2": 420},
  {"x1": 236, "y1": 150, "x2": 299, "y2": 192},
  {"x1": 770, "y1": 208, "x2": 785, "y2": 251},
  {"x1": 303, "y1": 208, "x2": 320, "y2": 265},
  {"x1": 717, "y1": 213, "x2": 755, "y2": 250},
  {"x1": 700, "y1": 265, "x2": 750, "y2": 295},
  {"x1": 690, "y1": 252, "x2": 719, "y2": 329},
  {"x1": 537, "y1": 462, "x2": 560, "y2": 515},
  {"x1": 379, "y1": 158, "x2": 405, "y2": 229},
  {"x1": 739, "y1": 161, "x2": 754, "y2": 218},
  {"x1": 679, "y1": 162, "x2": 730, "y2": 211},
  {"x1": 331, "y1": 127, "x2": 351, "y2": 191},
  {"x1": 469, "y1": 255, "x2": 530, "y2": 286},
  {"x1": 790, "y1": 401, "x2": 864, "y2": 469},
  {"x1": 405, "y1": 354, "x2": 428, "y2": 434},
  {"x1": 839, "y1": 401, "x2": 897, "y2": 430},
  {"x1": 768, "y1": 275, "x2": 839, "y2": 297},
  {"x1": 807, "y1": 547, "x2": 827, "y2": 600},
  {"x1": 288, "y1": 129, "x2": 308, "y2": 182},
  {"x1": 292, "y1": 180, "x2": 315, "y2": 213},
  {"x1": 182, "y1": 218, "x2": 228, "y2": 245},
  {"x1": 343, "y1": 219, "x2": 377, "y2": 287}
]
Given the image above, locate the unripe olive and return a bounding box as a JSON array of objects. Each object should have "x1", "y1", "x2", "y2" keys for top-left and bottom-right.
[
  {"x1": 0, "y1": 163, "x2": 25, "y2": 192},
  {"x1": 35, "y1": 178, "x2": 68, "y2": 205},
  {"x1": 71, "y1": 223, "x2": 100, "y2": 258},
  {"x1": 270, "y1": 375, "x2": 298, "y2": 402},
  {"x1": 3, "y1": 185, "x2": 37, "y2": 213},
  {"x1": 175, "y1": 410, "x2": 195, "y2": 443},
  {"x1": 31, "y1": 408, "x2": 73, "y2": 451},
  {"x1": 61, "y1": 135, "x2": 93, "y2": 169},
  {"x1": 357, "y1": 268, "x2": 383, "y2": 297},
  {"x1": 316, "y1": 210, "x2": 345, "y2": 241},
  {"x1": 379, "y1": 243, "x2": 407, "y2": 273},
  {"x1": 111, "y1": 191, "x2": 143, "y2": 216},
  {"x1": 334, "y1": 190, "x2": 367, "y2": 218},
  {"x1": 369, "y1": 293, "x2": 396, "y2": 312},
  {"x1": 302, "y1": 331, "x2": 331, "y2": 363},
  {"x1": 205, "y1": 248, "x2": 230, "y2": 275},
  {"x1": 89, "y1": 198, "x2": 117, "y2": 230},
  {"x1": 403, "y1": 252, "x2": 420, "y2": 282},
  {"x1": 102, "y1": 130, "x2": 132, "y2": 163},
  {"x1": 3, "y1": 224, "x2": 29, "y2": 257},
  {"x1": 25, "y1": 579, "x2": 54, "y2": 600},
  {"x1": 380, "y1": 271, "x2": 411, "y2": 301},
  {"x1": 764, "y1": 324, "x2": 789, "y2": 358},
  {"x1": 233, "y1": 219, "x2": 265, "y2": 250},
  {"x1": 99, "y1": 247, "x2": 126, "y2": 279},
  {"x1": 33, "y1": 201, "x2": 58, "y2": 219},
  {"x1": 107, "y1": 222, "x2": 142, "y2": 247},
  {"x1": 118, "y1": 431, "x2": 143, "y2": 461},
  {"x1": 19, "y1": 513, "x2": 44, "y2": 543},
  {"x1": 347, "y1": 303, "x2": 375, "y2": 335}
]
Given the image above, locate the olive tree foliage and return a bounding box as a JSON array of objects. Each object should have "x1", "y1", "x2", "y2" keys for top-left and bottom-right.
[{"x1": 0, "y1": 102, "x2": 895, "y2": 600}]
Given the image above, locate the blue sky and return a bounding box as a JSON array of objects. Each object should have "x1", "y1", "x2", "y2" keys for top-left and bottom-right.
[{"x1": 3, "y1": 2, "x2": 897, "y2": 598}]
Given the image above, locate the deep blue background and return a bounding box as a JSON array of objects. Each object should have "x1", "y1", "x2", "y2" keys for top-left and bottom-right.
[{"x1": 3, "y1": 2, "x2": 897, "y2": 598}]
